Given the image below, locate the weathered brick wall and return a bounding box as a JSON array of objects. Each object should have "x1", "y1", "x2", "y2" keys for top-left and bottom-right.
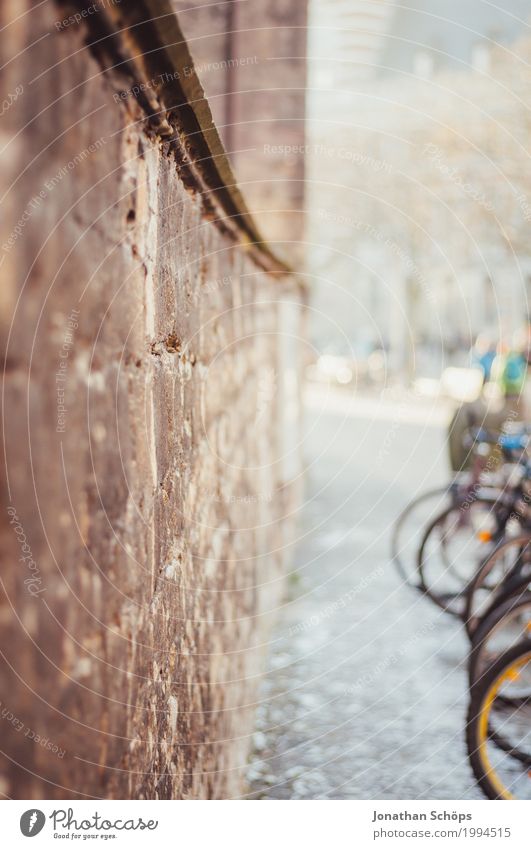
[{"x1": 0, "y1": 0, "x2": 305, "y2": 799}]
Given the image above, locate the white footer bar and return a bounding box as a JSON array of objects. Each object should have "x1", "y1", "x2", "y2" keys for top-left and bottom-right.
[{"x1": 3, "y1": 799, "x2": 529, "y2": 848}]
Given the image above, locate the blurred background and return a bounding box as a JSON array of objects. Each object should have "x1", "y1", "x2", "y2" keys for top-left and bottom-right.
[
  {"x1": 245, "y1": 0, "x2": 531, "y2": 800},
  {"x1": 306, "y1": 0, "x2": 531, "y2": 391}
]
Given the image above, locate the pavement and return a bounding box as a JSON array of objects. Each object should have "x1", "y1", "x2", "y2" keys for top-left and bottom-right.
[{"x1": 245, "y1": 384, "x2": 484, "y2": 799}]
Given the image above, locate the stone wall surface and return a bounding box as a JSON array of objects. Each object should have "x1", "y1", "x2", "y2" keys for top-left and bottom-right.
[{"x1": 0, "y1": 0, "x2": 305, "y2": 799}]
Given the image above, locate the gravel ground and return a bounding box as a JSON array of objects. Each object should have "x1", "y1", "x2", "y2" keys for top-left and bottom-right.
[{"x1": 245, "y1": 386, "x2": 484, "y2": 800}]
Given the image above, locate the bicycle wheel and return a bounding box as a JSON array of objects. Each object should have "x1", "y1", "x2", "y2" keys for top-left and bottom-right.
[
  {"x1": 468, "y1": 592, "x2": 531, "y2": 690},
  {"x1": 463, "y1": 533, "x2": 531, "y2": 639},
  {"x1": 468, "y1": 578, "x2": 531, "y2": 763},
  {"x1": 467, "y1": 639, "x2": 531, "y2": 799},
  {"x1": 391, "y1": 485, "x2": 453, "y2": 589},
  {"x1": 417, "y1": 496, "x2": 503, "y2": 616}
]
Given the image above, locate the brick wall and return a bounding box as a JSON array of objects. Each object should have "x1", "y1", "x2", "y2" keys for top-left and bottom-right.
[{"x1": 0, "y1": 0, "x2": 306, "y2": 799}]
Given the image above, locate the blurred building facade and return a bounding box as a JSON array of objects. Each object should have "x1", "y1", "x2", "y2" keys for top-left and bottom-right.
[{"x1": 307, "y1": 0, "x2": 531, "y2": 378}]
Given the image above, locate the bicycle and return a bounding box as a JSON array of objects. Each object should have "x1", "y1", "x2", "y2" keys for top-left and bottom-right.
[{"x1": 466, "y1": 637, "x2": 531, "y2": 799}]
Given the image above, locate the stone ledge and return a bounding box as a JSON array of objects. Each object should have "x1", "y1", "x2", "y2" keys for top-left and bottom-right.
[{"x1": 65, "y1": 0, "x2": 298, "y2": 279}]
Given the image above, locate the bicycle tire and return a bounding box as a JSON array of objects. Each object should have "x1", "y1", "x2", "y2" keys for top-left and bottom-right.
[
  {"x1": 468, "y1": 591, "x2": 531, "y2": 690},
  {"x1": 467, "y1": 639, "x2": 531, "y2": 799},
  {"x1": 391, "y1": 485, "x2": 451, "y2": 589},
  {"x1": 463, "y1": 533, "x2": 531, "y2": 639},
  {"x1": 417, "y1": 496, "x2": 502, "y2": 616}
]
